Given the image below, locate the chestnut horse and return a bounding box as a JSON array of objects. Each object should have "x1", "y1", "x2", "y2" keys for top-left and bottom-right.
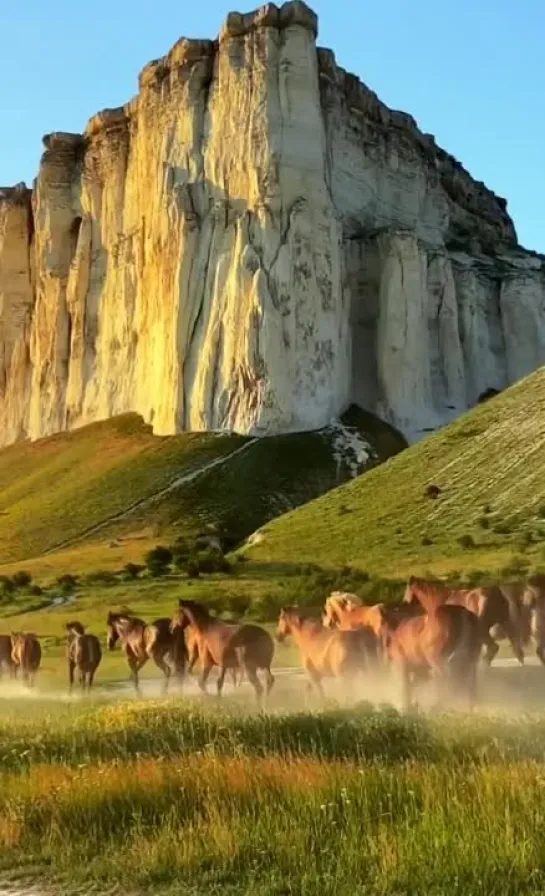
[
  {"x1": 107, "y1": 612, "x2": 186, "y2": 695},
  {"x1": 404, "y1": 576, "x2": 524, "y2": 665},
  {"x1": 276, "y1": 607, "x2": 379, "y2": 700},
  {"x1": 185, "y1": 623, "x2": 243, "y2": 688},
  {"x1": 384, "y1": 603, "x2": 482, "y2": 711},
  {"x1": 11, "y1": 633, "x2": 41, "y2": 687},
  {"x1": 66, "y1": 621, "x2": 102, "y2": 692},
  {"x1": 0, "y1": 634, "x2": 16, "y2": 679},
  {"x1": 171, "y1": 600, "x2": 274, "y2": 708}
]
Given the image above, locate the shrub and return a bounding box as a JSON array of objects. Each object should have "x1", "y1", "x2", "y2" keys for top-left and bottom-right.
[
  {"x1": 425, "y1": 484, "x2": 441, "y2": 499},
  {"x1": 458, "y1": 534, "x2": 476, "y2": 550},
  {"x1": 123, "y1": 563, "x2": 144, "y2": 580},
  {"x1": 483, "y1": 504, "x2": 492, "y2": 515},
  {"x1": 478, "y1": 517, "x2": 490, "y2": 530},
  {"x1": 0, "y1": 576, "x2": 15, "y2": 596},
  {"x1": 56, "y1": 574, "x2": 78, "y2": 589},
  {"x1": 28, "y1": 584, "x2": 43, "y2": 596},
  {"x1": 421, "y1": 536, "x2": 433, "y2": 546},
  {"x1": 494, "y1": 523, "x2": 512, "y2": 536},
  {"x1": 12, "y1": 570, "x2": 32, "y2": 589},
  {"x1": 196, "y1": 550, "x2": 231, "y2": 575},
  {"x1": 186, "y1": 558, "x2": 200, "y2": 579},
  {"x1": 145, "y1": 546, "x2": 173, "y2": 577}
]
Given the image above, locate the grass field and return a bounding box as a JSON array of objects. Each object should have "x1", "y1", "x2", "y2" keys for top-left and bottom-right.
[
  {"x1": 246, "y1": 367, "x2": 545, "y2": 581},
  {"x1": 2, "y1": 696, "x2": 545, "y2": 894}
]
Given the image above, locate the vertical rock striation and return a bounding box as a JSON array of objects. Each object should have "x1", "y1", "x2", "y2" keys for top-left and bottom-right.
[{"x1": 1, "y1": 1, "x2": 544, "y2": 447}]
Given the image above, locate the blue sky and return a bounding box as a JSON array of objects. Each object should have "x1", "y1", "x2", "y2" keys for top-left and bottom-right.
[{"x1": 1, "y1": 0, "x2": 542, "y2": 251}]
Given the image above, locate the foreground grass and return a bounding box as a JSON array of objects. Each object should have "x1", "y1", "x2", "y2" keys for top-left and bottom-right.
[
  {"x1": 247, "y1": 367, "x2": 545, "y2": 580},
  {"x1": 2, "y1": 702, "x2": 545, "y2": 894}
]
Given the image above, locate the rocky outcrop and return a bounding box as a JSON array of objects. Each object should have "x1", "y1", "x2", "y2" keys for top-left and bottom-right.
[{"x1": 1, "y1": 0, "x2": 544, "y2": 446}]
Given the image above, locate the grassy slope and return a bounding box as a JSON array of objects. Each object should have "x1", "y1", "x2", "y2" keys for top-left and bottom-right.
[
  {"x1": 245, "y1": 367, "x2": 545, "y2": 580},
  {"x1": 0, "y1": 408, "x2": 405, "y2": 569}
]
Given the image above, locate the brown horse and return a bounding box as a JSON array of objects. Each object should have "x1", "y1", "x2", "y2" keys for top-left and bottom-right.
[
  {"x1": 107, "y1": 612, "x2": 186, "y2": 695},
  {"x1": 384, "y1": 603, "x2": 482, "y2": 711},
  {"x1": 0, "y1": 634, "x2": 16, "y2": 679},
  {"x1": 185, "y1": 623, "x2": 243, "y2": 688},
  {"x1": 171, "y1": 600, "x2": 274, "y2": 707},
  {"x1": 276, "y1": 607, "x2": 379, "y2": 700},
  {"x1": 10, "y1": 633, "x2": 41, "y2": 687},
  {"x1": 66, "y1": 621, "x2": 102, "y2": 693},
  {"x1": 404, "y1": 576, "x2": 524, "y2": 665}
]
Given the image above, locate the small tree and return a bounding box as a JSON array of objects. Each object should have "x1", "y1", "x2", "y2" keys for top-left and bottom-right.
[
  {"x1": 145, "y1": 545, "x2": 173, "y2": 578},
  {"x1": 0, "y1": 576, "x2": 15, "y2": 596},
  {"x1": 12, "y1": 570, "x2": 32, "y2": 589}
]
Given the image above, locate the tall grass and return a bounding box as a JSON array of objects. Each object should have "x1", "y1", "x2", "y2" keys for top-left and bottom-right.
[
  {"x1": 2, "y1": 752, "x2": 545, "y2": 894},
  {"x1": 3, "y1": 701, "x2": 545, "y2": 893}
]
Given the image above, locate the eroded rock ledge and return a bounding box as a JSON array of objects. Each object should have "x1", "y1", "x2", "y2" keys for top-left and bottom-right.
[{"x1": 1, "y1": 0, "x2": 544, "y2": 446}]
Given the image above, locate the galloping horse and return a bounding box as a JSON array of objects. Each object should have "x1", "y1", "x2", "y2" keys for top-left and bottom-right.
[
  {"x1": 322, "y1": 593, "x2": 388, "y2": 641},
  {"x1": 501, "y1": 578, "x2": 545, "y2": 665},
  {"x1": 384, "y1": 602, "x2": 482, "y2": 711},
  {"x1": 404, "y1": 576, "x2": 524, "y2": 665},
  {"x1": 10, "y1": 633, "x2": 41, "y2": 687},
  {"x1": 185, "y1": 623, "x2": 243, "y2": 688},
  {"x1": 171, "y1": 600, "x2": 274, "y2": 708},
  {"x1": 276, "y1": 607, "x2": 379, "y2": 700},
  {"x1": 66, "y1": 621, "x2": 102, "y2": 692},
  {"x1": 107, "y1": 612, "x2": 186, "y2": 695}
]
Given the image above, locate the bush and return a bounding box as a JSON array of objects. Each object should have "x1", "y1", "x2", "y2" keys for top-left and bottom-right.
[
  {"x1": 145, "y1": 546, "x2": 173, "y2": 577},
  {"x1": 421, "y1": 536, "x2": 433, "y2": 546},
  {"x1": 56, "y1": 574, "x2": 78, "y2": 589},
  {"x1": 478, "y1": 517, "x2": 490, "y2": 530},
  {"x1": 186, "y1": 558, "x2": 200, "y2": 579},
  {"x1": 0, "y1": 576, "x2": 15, "y2": 597},
  {"x1": 12, "y1": 570, "x2": 32, "y2": 589},
  {"x1": 494, "y1": 523, "x2": 512, "y2": 536},
  {"x1": 123, "y1": 563, "x2": 144, "y2": 580},
  {"x1": 28, "y1": 584, "x2": 43, "y2": 596},
  {"x1": 458, "y1": 534, "x2": 476, "y2": 550},
  {"x1": 195, "y1": 550, "x2": 231, "y2": 575}
]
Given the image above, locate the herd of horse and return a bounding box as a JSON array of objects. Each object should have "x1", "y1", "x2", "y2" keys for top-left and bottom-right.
[{"x1": 0, "y1": 576, "x2": 543, "y2": 710}]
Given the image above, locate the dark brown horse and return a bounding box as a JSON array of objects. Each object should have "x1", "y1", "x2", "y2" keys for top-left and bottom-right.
[
  {"x1": 276, "y1": 607, "x2": 379, "y2": 700},
  {"x1": 404, "y1": 576, "x2": 524, "y2": 665},
  {"x1": 107, "y1": 612, "x2": 186, "y2": 695},
  {"x1": 171, "y1": 600, "x2": 274, "y2": 708},
  {"x1": 66, "y1": 621, "x2": 102, "y2": 693},
  {"x1": 10, "y1": 633, "x2": 41, "y2": 687},
  {"x1": 0, "y1": 634, "x2": 16, "y2": 679},
  {"x1": 500, "y1": 579, "x2": 545, "y2": 665},
  {"x1": 384, "y1": 602, "x2": 482, "y2": 711}
]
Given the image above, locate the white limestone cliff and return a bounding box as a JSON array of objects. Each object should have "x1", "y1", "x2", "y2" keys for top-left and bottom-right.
[{"x1": 1, "y1": 0, "x2": 544, "y2": 447}]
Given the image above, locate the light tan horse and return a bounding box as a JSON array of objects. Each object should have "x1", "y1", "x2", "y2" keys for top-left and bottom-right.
[
  {"x1": 107, "y1": 612, "x2": 186, "y2": 695},
  {"x1": 66, "y1": 621, "x2": 102, "y2": 693},
  {"x1": 384, "y1": 601, "x2": 482, "y2": 711},
  {"x1": 171, "y1": 600, "x2": 274, "y2": 708},
  {"x1": 185, "y1": 623, "x2": 243, "y2": 688},
  {"x1": 322, "y1": 593, "x2": 388, "y2": 641},
  {"x1": 404, "y1": 576, "x2": 524, "y2": 665},
  {"x1": 276, "y1": 607, "x2": 379, "y2": 700},
  {"x1": 0, "y1": 634, "x2": 16, "y2": 679},
  {"x1": 11, "y1": 633, "x2": 41, "y2": 687}
]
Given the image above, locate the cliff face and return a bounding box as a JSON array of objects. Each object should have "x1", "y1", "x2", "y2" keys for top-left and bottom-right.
[{"x1": 1, "y1": 0, "x2": 544, "y2": 447}]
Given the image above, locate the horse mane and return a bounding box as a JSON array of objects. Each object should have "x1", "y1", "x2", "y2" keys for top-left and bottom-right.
[{"x1": 408, "y1": 577, "x2": 447, "y2": 599}]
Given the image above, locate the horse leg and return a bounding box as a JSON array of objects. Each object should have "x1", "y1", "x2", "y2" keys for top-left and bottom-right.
[
  {"x1": 537, "y1": 641, "x2": 545, "y2": 666},
  {"x1": 152, "y1": 651, "x2": 171, "y2": 694},
  {"x1": 265, "y1": 667, "x2": 275, "y2": 697},
  {"x1": 482, "y1": 630, "x2": 499, "y2": 666},
  {"x1": 68, "y1": 660, "x2": 75, "y2": 694},
  {"x1": 305, "y1": 662, "x2": 324, "y2": 703},
  {"x1": 198, "y1": 657, "x2": 213, "y2": 695},
  {"x1": 128, "y1": 656, "x2": 144, "y2": 696},
  {"x1": 401, "y1": 664, "x2": 413, "y2": 713},
  {"x1": 244, "y1": 663, "x2": 264, "y2": 711},
  {"x1": 502, "y1": 618, "x2": 525, "y2": 666},
  {"x1": 217, "y1": 665, "x2": 227, "y2": 698}
]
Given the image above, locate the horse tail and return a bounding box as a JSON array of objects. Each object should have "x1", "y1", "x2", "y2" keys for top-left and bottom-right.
[{"x1": 169, "y1": 627, "x2": 188, "y2": 678}]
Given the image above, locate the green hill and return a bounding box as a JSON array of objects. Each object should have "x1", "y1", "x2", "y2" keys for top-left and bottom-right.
[
  {"x1": 0, "y1": 406, "x2": 404, "y2": 570},
  {"x1": 244, "y1": 367, "x2": 545, "y2": 582}
]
